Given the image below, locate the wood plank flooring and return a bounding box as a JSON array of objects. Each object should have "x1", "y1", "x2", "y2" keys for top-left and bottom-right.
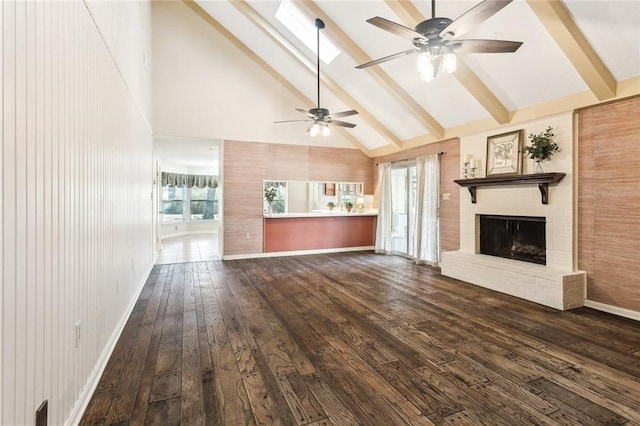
[{"x1": 81, "y1": 251, "x2": 640, "y2": 425}]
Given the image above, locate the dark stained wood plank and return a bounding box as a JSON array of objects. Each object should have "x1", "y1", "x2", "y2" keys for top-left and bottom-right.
[
  {"x1": 129, "y1": 271, "x2": 172, "y2": 425},
  {"x1": 241, "y1": 371, "x2": 286, "y2": 426},
  {"x1": 181, "y1": 347, "x2": 205, "y2": 425},
  {"x1": 306, "y1": 377, "x2": 361, "y2": 425},
  {"x1": 82, "y1": 252, "x2": 640, "y2": 426},
  {"x1": 210, "y1": 342, "x2": 256, "y2": 425},
  {"x1": 275, "y1": 372, "x2": 327, "y2": 425},
  {"x1": 79, "y1": 387, "x2": 115, "y2": 425},
  {"x1": 149, "y1": 371, "x2": 181, "y2": 403},
  {"x1": 104, "y1": 322, "x2": 155, "y2": 424},
  {"x1": 155, "y1": 341, "x2": 182, "y2": 375},
  {"x1": 529, "y1": 377, "x2": 629, "y2": 425},
  {"x1": 145, "y1": 396, "x2": 181, "y2": 426}
]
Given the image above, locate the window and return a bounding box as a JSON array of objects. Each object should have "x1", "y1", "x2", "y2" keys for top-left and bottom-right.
[
  {"x1": 190, "y1": 186, "x2": 217, "y2": 221},
  {"x1": 162, "y1": 185, "x2": 218, "y2": 224},
  {"x1": 162, "y1": 186, "x2": 185, "y2": 223}
]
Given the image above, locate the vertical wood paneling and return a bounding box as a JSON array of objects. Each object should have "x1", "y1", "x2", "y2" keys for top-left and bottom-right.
[
  {"x1": 0, "y1": 0, "x2": 4, "y2": 421},
  {"x1": 578, "y1": 96, "x2": 640, "y2": 313},
  {"x1": 1, "y1": 1, "x2": 154, "y2": 424},
  {"x1": 1, "y1": 1, "x2": 14, "y2": 422},
  {"x1": 15, "y1": 1, "x2": 28, "y2": 423}
]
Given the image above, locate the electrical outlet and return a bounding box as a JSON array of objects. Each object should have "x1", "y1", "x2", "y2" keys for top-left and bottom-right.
[
  {"x1": 245, "y1": 232, "x2": 250, "y2": 240},
  {"x1": 75, "y1": 321, "x2": 82, "y2": 348},
  {"x1": 442, "y1": 192, "x2": 451, "y2": 200}
]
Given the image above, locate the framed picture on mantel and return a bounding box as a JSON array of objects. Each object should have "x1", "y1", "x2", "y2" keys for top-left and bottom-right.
[{"x1": 486, "y1": 129, "x2": 524, "y2": 176}]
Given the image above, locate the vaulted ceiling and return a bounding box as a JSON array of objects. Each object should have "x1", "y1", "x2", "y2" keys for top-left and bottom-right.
[{"x1": 177, "y1": 0, "x2": 640, "y2": 157}]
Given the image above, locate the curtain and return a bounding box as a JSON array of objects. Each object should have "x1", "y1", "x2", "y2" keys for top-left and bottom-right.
[
  {"x1": 413, "y1": 154, "x2": 440, "y2": 265},
  {"x1": 161, "y1": 172, "x2": 218, "y2": 188},
  {"x1": 375, "y1": 162, "x2": 393, "y2": 254}
]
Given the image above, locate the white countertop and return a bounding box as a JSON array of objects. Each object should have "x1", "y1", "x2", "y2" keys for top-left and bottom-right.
[{"x1": 264, "y1": 209, "x2": 378, "y2": 218}]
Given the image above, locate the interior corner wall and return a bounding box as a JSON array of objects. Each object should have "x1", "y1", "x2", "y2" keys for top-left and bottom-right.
[
  {"x1": 1, "y1": 1, "x2": 153, "y2": 425},
  {"x1": 577, "y1": 96, "x2": 640, "y2": 314},
  {"x1": 223, "y1": 141, "x2": 374, "y2": 256}
]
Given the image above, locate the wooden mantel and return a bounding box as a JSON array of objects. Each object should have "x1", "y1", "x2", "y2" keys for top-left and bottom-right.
[{"x1": 454, "y1": 173, "x2": 566, "y2": 204}]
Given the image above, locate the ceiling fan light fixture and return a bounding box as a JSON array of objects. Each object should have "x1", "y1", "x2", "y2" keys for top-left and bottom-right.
[
  {"x1": 310, "y1": 122, "x2": 321, "y2": 137},
  {"x1": 417, "y1": 51, "x2": 435, "y2": 82},
  {"x1": 442, "y1": 49, "x2": 457, "y2": 74}
]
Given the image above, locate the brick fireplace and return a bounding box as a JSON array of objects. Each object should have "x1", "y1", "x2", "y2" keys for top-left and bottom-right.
[{"x1": 441, "y1": 115, "x2": 586, "y2": 310}]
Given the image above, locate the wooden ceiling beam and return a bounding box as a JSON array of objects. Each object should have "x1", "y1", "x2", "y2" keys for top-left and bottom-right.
[
  {"x1": 229, "y1": 0, "x2": 403, "y2": 150},
  {"x1": 385, "y1": 0, "x2": 512, "y2": 125},
  {"x1": 526, "y1": 0, "x2": 616, "y2": 101},
  {"x1": 295, "y1": 0, "x2": 444, "y2": 139},
  {"x1": 182, "y1": 0, "x2": 374, "y2": 156}
]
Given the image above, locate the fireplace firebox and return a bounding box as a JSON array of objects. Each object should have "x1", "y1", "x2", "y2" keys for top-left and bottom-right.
[{"x1": 479, "y1": 215, "x2": 546, "y2": 265}]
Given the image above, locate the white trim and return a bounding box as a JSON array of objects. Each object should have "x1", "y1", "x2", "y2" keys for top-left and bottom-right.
[
  {"x1": 65, "y1": 261, "x2": 156, "y2": 426},
  {"x1": 584, "y1": 300, "x2": 640, "y2": 322},
  {"x1": 223, "y1": 246, "x2": 374, "y2": 260}
]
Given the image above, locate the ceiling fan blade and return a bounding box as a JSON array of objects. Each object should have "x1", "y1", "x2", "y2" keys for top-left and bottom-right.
[
  {"x1": 440, "y1": 0, "x2": 513, "y2": 40},
  {"x1": 295, "y1": 108, "x2": 309, "y2": 114},
  {"x1": 366, "y1": 17, "x2": 425, "y2": 41},
  {"x1": 330, "y1": 120, "x2": 356, "y2": 128},
  {"x1": 330, "y1": 109, "x2": 358, "y2": 118},
  {"x1": 274, "y1": 119, "x2": 311, "y2": 124},
  {"x1": 356, "y1": 48, "x2": 419, "y2": 69},
  {"x1": 452, "y1": 39, "x2": 522, "y2": 53}
]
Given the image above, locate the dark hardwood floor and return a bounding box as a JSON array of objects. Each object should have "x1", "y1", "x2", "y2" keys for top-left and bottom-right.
[{"x1": 81, "y1": 251, "x2": 640, "y2": 425}]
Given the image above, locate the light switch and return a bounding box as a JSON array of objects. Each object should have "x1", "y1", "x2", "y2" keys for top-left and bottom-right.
[{"x1": 442, "y1": 192, "x2": 451, "y2": 200}]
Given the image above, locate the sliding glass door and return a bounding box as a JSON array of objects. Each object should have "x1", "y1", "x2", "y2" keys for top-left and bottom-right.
[{"x1": 391, "y1": 164, "x2": 417, "y2": 256}]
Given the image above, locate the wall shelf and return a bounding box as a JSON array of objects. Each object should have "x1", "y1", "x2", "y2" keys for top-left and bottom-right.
[{"x1": 454, "y1": 172, "x2": 566, "y2": 204}]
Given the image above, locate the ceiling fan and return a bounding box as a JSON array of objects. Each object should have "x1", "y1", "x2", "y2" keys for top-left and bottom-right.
[
  {"x1": 275, "y1": 18, "x2": 358, "y2": 137},
  {"x1": 356, "y1": 0, "x2": 522, "y2": 82}
]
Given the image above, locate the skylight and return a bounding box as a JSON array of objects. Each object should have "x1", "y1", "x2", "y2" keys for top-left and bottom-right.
[{"x1": 275, "y1": 0, "x2": 340, "y2": 64}]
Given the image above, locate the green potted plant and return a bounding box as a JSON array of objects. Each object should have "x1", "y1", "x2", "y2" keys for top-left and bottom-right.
[
  {"x1": 344, "y1": 201, "x2": 353, "y2": 213},
  {"x1": 327, "y1": 201, "x2": 336, "y2": 211},
  {"x1": 523, "y1": 126, "x2": 560, "y2": 173}
]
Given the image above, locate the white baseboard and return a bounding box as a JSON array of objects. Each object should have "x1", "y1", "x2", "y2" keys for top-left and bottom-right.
[
  {"x1": 65, "y1": 261, "x2": 155, "y2": 426},
  {"x1": 223, "y1": 246, "x2": 375, "y2": 260},
  {"x1": 584, "y1": 299, "x2": 640, "y2": 321}
]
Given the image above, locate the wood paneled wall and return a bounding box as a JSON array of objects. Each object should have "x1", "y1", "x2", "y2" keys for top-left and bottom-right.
[
  {"x1": 223, "y1": 141, "x2": 374, "y2": 256},
  {"x1": 1, "y1": 1, "x2": 153, "y2": 424},
  {"x1": 373, "y1": 139, "x2": 460, "y2": 253},
  {"x1": 577, "y1": 96, "x2": 640, "y2": 313}
]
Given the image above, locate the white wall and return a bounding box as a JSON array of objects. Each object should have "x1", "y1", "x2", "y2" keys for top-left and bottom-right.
[{"x1": 1, "y1": 1, "x2": 153, "y2": 425}]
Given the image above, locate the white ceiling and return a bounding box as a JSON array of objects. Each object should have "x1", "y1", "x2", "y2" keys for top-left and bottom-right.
[{"x1": 183, "y1": 0, "x2": 640, "y2": 156}]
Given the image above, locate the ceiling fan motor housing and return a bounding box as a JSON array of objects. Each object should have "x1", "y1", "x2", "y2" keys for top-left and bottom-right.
[
  {"x1": 309, "y1": 107, "x2": 330, "y2": 119},
  {"x1": 415, "y1": 17, "x2": 453, "y2": 40}
]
